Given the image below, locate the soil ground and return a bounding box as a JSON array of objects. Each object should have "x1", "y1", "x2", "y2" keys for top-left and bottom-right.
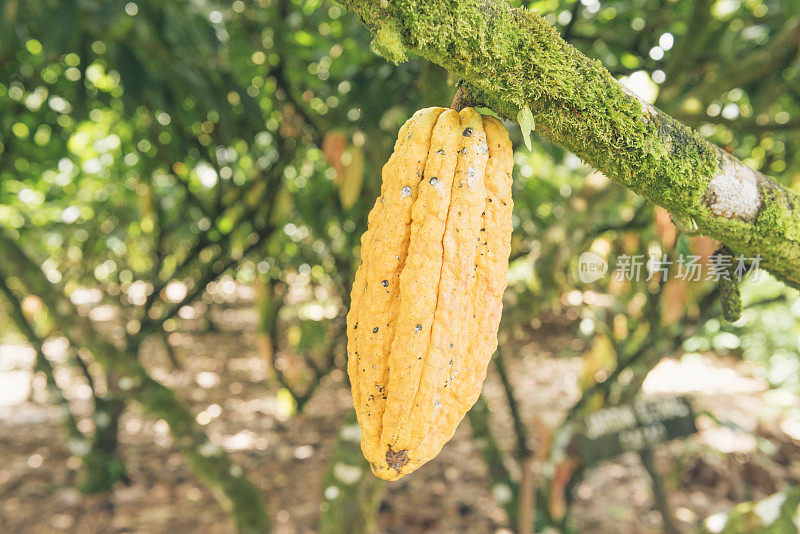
[{"x1": 1, "y1": 305, "x2": 799, "y2": 533}]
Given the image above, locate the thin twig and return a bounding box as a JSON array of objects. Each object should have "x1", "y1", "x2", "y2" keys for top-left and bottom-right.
[
  {"x1": 561, "y1": 0, "x2": 582, "y2": 41},
  {"x1": 494, "y1": 349, "x2": 531, "y2": 458},
  {"x1": 639, "y1": 449, "x2": 681, "y2": 534}
]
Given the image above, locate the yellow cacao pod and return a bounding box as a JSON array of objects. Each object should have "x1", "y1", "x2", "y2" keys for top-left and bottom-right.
[{"x1": 346, "y1": 107, "x2": 514, "y2": 480}]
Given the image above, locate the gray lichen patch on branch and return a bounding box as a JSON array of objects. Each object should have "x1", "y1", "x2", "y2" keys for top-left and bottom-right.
[
  {"x1": 339, "y1": 0, "x2": 800, "y2": 289},
  {"x1": 704, "y1": 151, "x2": 761, "y2": 222}
]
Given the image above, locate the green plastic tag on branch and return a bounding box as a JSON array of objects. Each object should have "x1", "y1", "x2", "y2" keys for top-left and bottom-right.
[
  {"x1": 370, "y1": 24, "x2": 407, "y2": 65},
  {"x1": 517, "y1": 105, "x2": 535, "y2": 151}
]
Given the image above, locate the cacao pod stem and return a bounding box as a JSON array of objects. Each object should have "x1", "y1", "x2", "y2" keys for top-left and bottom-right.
[{"x1": 450, "y1": 81, "x2": 471, "y2": 111}]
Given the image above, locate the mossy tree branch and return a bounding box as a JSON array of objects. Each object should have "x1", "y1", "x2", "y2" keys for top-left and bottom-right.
[{"x1": 338, "y1": 0, "x2": 800, "y2": 290}]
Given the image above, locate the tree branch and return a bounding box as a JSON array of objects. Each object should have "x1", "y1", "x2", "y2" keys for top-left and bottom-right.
[
  {"x1": 494, "y1": 349, "x2": 531, "y2": 460},
  {"x1": 639, "y1": 449, "x2": 680, "y2": 534},
  {"x1": 0, "y1": 271, "x2": 83, "y2": 442},
  {"x1": 688, "y1": 16, "x2": 800, "y2": 103},
  {"x1": 560, "y1": 0, "x2": 581, "y2": 42},
  {"x1": 338, "y1": 0, "x2": 800, "y2": 290},
  {"x1": 661, "y1": 0, "x2": 714, "y2": 84}
]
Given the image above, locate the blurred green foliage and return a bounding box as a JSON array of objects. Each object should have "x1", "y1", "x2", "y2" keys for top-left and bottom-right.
[
  {"x1": 1, "y1": 0, "x2": 798, "y2": 354},
  {"x1": 0, "y1": 0, "x2": 799, "y2": 531}
]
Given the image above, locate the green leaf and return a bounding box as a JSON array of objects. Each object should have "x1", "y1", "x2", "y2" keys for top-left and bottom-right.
[{"x1": 517, "y1": 105, "x2": 535, "y2": 151}]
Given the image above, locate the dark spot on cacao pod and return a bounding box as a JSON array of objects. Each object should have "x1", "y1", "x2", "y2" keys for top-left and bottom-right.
[
  {"x1": 353, "y1": 323, "x2": 358, "y2": 329},
  {"x1": 381, "y1": 279, "x2": 388, "y2": 287},
  {"x1": 415, "y1": 324, "x2": 422, "y2": 332},
  {"x1": 373, "y1": 327, "x2": 379, "y2": 333},
  {"x1": 386, "y1": 446, "x2": 410, "y2": 472},
  {"x1": 436, "y1": 149, "x2": 445, "y2": 155},
  {"x1": 462, "y1": 127, "x2": 473, "y2": 137},
  {"x1": 429, "y1": 177, "x2": 438, "y2": 185}
]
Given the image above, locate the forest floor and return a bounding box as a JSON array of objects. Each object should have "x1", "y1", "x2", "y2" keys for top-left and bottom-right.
[{"x1": 1, "y1": 301, "x2": 799, "y2": 533}]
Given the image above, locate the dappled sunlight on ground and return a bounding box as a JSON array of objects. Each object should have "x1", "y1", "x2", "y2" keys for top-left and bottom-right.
[
  {"x1": 0, "y1": 369, "x2": 32, "y2": 407},
  {"x1": 643, "y1": 355, "x2": 800, "y2": 456},
  {"x1": 0, "y1": 344, "x2": 34, "y2": 407},
  {"x1": 643, "y1": 356, "x2": 767, "y2": 395},
  {"x1": 1, "y1": 306, "x2": 800, "y2": 532}
]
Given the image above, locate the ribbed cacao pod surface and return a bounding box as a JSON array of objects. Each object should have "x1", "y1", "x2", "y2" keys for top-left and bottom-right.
[{"x1": 346, "y1": 107, "x2": 514, "y2": 480}]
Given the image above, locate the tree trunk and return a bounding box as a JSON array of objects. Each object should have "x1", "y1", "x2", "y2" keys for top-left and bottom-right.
[
  {"x1": 80, "y1": 396, "x2": 127, "y2": 494},
  {"x1": 319, "y1": 411, "x2": 386, "y2": 534}
]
